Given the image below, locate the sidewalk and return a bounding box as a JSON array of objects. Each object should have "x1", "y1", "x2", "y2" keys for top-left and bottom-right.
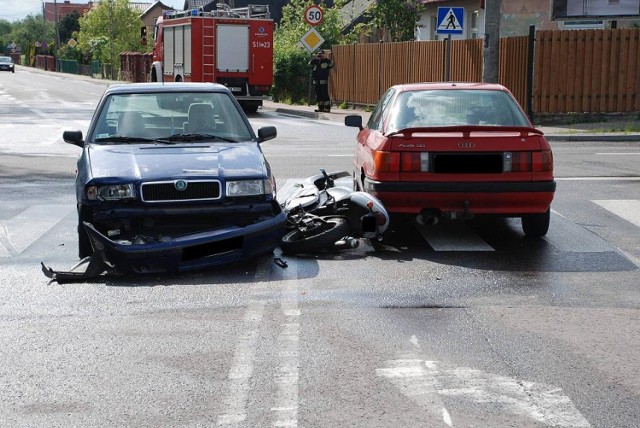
[{"x1": 262, "y1": 100, "x2": 640, "y2": 142}]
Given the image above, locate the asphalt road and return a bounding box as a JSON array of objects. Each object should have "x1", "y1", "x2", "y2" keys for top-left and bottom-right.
[{"x1": 1, "y1": 68, "x2": 640, "y2": 427}]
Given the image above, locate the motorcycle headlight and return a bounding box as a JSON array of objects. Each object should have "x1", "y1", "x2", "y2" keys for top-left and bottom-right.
[
  {"x1": 226, "y1": 179, "x2": 271, "y2": 197},
  {"x1": 87, "y1": 184, "x2": 136, "y2": 200}
]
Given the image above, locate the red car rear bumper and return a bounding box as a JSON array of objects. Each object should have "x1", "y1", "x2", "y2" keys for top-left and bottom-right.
[{"x1": 363, "y1": 179, "x2": 556, "y2": 215}]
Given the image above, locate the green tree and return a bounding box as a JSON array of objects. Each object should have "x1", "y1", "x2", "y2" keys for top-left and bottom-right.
[
  {"x1": 0, "y1": 19, "x2": 11, "y2": 54},
  {"x1": 8, "y1": 14, "x2": 56, "y2": 63},
  {"x1": 59, "y1": 10, "x2": 81, "y2": 43},
  {"x1": 370, "y1": 0, "x2": 424, "y2": 42},
  {"x1": 273, "y1": 0, "x2": 368, "y2": 103},
  {"x1": 78, "y1": 0, "x2": 144, "y2": 69}
]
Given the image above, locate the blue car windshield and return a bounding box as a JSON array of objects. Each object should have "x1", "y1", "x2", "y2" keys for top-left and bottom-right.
[{"x1": 90, "y1": 91, "x2": 254, "y2": 143}]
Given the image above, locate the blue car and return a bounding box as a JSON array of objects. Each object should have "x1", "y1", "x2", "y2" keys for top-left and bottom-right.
[{"x1": 45, "y1": 83, "x2": 285, "y2": 279}]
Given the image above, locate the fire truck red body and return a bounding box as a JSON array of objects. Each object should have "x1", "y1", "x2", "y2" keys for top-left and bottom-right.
[{"x1": 151, "y1": 5, "x2": 273, "y2": 112}]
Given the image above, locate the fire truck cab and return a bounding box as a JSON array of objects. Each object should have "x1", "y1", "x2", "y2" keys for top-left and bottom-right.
[{"x1": 151, "y1": 4, "x2": 273, "y2": 113}]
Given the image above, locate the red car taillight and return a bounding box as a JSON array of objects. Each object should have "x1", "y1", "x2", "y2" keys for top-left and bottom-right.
[
  {"x1": 505, "y1": 151, "x2": 553, "y2": 172},
  {"x1": 401, "y1": 152, "x2": 430, "y2": 172},
  {"x1": 374, "y1": 152, "x2": 430, "y2": 173},
  {"x1": 374, "y1": 151, "x2": 400, "y2": 173},
  {"x1": 532, "y1": 150, "x2": 553, "y2": 172},
  {"x1": 508, "y1": 152, "x2": 532, "y2": 172}
]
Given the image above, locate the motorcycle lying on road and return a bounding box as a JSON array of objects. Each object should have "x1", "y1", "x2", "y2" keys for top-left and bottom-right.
[{"x1": 279, "y1": 169, "x2": 390, "y2": 254}]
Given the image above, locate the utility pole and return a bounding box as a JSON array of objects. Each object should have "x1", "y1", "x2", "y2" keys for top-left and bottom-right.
[
  {"x1": 54, "y1": 0, "x2": 61, "y2": 48},
  {"x1": 482, "y1": 0, "x2": 501, "y2": 83},
  {"x1": 109, "y1": 0, "x2": 115, "y2": 80}
]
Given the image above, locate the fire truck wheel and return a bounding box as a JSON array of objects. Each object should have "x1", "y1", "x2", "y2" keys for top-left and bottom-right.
[{"x1": 241, "y1": 102, "x2": 259, "y2": 114}]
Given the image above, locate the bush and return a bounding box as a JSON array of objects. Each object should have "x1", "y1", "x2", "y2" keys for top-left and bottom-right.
[{"x1": 272, "y1": 46, "x2": 310, "y2": 104}]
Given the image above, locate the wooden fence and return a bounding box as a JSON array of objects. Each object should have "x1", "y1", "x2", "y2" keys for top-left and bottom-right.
[
  {"x1": 534, "y1": 28, "x2": 640, "y2": 114},
  {"x1": 330, "y1": 28, "x2": 640, "y2": 116}
]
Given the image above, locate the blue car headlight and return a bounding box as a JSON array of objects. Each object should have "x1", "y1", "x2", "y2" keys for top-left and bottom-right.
[
  {"x1": 87, "y1": 184, "x2": 136, "y2": 200},
  {"x1": 226, "y1": 179, "x2": 272, "y2": 197}
]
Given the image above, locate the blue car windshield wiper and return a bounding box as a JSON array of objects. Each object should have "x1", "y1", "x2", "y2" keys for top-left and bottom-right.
[
  {"x1": 95, "y1": 135, "x2": 156, "y2": 143},
  {"x1": 157, "y1": 133, "x2": 238, "y2": 143}
]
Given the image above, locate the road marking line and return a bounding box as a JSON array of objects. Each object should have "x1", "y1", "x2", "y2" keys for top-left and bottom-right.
[
  {"x1": 410, "y1": 335, "x2": 421, "y2": 349},
  {"x1": 216, "y1": 257, "x2": 271, "y2": 426},
  {"x1": 595, "y1": 152, "x2": 640, "y2": 155},
  {"x1": 28, "y1": 108, "x2": 48, "y2": 118},
  {"x1": 0, "y1": 220, "x2": 10, "y2": 257},
  {"x1": 556, "y1": 177, "x2": 640, "y2": 181},
  {"x1": 416, "y1": 221, "x2": 494, "y2": 252},
  {"x1": 216, "y1": 301, "x2": 265, "y2": 426},
  {"x1": 378, "y1": 356, "x2": 591, "y2": 427},
  {"x1": 593, "y1": 199, "x2": 640, "y2": 228},
  {"x1": 272, "y1": 258, "x2": 300, "y2": 427},
  {"x1": 442, "y1": 408, "x2": 453, "y2": 426},
  {"x1": 377, "y1": 358, "x2": 453, "y2": 427},
  {"x1": 3, "y1": 204, "x2": 75, "y2": 255}
]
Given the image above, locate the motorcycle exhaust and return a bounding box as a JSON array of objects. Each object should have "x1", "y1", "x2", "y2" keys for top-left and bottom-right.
[{"x1": 332, "y1": 237, "x2": 360, "y2": 250}]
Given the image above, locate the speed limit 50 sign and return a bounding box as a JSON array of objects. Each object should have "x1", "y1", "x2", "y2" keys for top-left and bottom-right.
[{"x1": 304, "y1": 5, "x2": 324, "y2": 26}]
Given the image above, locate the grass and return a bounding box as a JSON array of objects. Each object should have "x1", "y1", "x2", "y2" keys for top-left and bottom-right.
[{"x1": 558, "y1": 121, "x2": 640, "y2": 135}]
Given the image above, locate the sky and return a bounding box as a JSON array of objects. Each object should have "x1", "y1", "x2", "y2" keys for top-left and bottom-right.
[{"x1": 0, "y1": 0, "x2": 186, "y2": 22}]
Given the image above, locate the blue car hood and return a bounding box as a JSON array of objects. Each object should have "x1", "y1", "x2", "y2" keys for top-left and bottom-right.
[{"x1": 87, "y1": 142, "x2": 266, "y2": 180}]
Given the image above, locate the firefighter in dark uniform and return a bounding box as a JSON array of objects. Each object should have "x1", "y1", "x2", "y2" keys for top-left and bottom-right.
[{"x1": 308, "y1": 50, "x2": 334, "y2": 112}]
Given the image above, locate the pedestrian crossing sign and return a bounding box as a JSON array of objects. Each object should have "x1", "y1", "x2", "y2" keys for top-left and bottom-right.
[{"x1": 437, "y1": 7, "x2": 464, "y2": 35}]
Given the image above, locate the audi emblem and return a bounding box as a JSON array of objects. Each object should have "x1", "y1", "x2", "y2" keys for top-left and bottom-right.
[{"x1": 458, "y1": 142, "x2": 476, "y2": 149}]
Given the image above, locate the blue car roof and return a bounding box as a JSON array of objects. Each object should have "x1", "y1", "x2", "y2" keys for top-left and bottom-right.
[{"x1": 104, "y1": 82, "x2": 231, "y2": 95}]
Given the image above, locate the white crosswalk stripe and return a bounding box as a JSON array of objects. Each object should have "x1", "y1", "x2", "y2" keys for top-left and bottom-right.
[
  {"x1": 593, "y1": 200, "x2": 640, "y2": 228},
  {"x1": 1, "y1": 205, "x2": 75, "y2": 256},
  {"x1": 416, "y1": 221, "x2": 495, "y2": 252}
]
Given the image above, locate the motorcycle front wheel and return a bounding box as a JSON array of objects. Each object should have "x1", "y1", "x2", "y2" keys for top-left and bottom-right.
[{"x1": 281, "y1": 216, "x2": 350, "y2": 255}]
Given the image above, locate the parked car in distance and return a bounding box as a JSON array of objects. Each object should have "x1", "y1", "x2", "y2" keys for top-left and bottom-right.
[
  {"x1": 63, "y1": 82, "x2": 286, "y2": 275},
  {"x1": 345, "y1": 82, "x2": 556, "y2": 236},
  {"x1": 0, "y1": 56, "x2": 15, "y2": 73}
]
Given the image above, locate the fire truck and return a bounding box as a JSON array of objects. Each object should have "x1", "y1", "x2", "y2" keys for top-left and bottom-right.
[{"x1": 151, "y1": 4, "x2": 273, "y2": 113}]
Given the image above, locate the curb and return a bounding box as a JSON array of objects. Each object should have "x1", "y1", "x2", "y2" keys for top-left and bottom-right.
[
  {"x1": 269, "y1": 106, "x2": 359, "y2": 122},
  {"x1": 545, "y1": 134, "x2": 640, "y2": 142}
]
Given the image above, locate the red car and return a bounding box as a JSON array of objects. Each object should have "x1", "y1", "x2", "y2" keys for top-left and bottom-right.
[{"x1": 345, "y1": 82, "x2": 555, "y2": 236}]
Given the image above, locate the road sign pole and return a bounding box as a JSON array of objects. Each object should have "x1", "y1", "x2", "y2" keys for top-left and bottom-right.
[
  {"x1": 308, "y1": 68, "x2": 313, "y2": 106},
  {"x1": 444, "y1": 35, "x2": 451, "y2": 81},
  {"x1": 436, "y1": 7, "x2": 463, "y2": 82}
]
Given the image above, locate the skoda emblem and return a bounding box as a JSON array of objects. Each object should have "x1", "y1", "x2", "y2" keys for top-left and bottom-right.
[{"x1": 175, "y1": 180, "x2": 188, "y2": 191}]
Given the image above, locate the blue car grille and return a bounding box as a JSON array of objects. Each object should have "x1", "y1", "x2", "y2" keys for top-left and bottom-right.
[{"x1": 141, "y1": 180, "x2": 221, "y2": 202}]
